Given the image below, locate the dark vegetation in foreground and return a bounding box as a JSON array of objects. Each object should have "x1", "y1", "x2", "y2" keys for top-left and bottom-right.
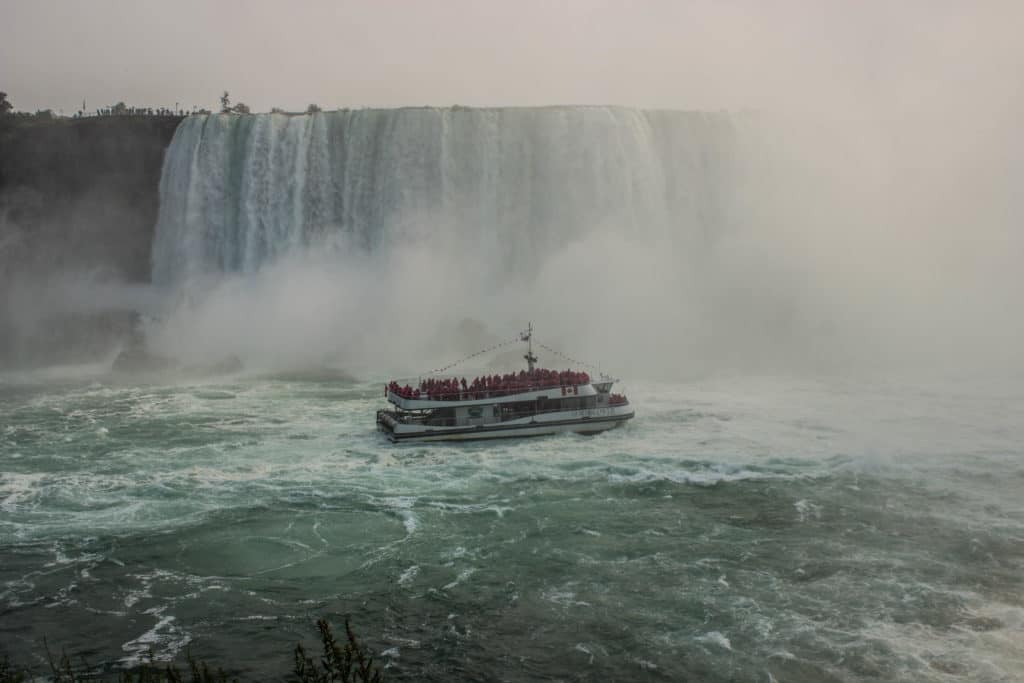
[{"x1": 0, "y1": 619, "x2": 383, "y2": 683}]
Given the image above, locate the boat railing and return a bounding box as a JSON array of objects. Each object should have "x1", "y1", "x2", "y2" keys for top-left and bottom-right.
[{"x1": 389, "y1": 381, "x2": 594, "y2": 402}]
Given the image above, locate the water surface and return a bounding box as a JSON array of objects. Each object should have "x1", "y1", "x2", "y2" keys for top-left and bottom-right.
[{"x1": 2, "y1": 371, "x2": 1022, "y2": 681}]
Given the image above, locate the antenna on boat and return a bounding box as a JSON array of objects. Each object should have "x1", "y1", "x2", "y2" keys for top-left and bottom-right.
[{"x1": 522, "y1": 322, "x2": 537, "y2": 373}]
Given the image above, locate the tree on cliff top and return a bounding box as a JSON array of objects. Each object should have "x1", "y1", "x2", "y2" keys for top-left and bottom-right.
[
  {"x1": 306, "y1": 103, "x2": 321, "y2": 114},
  {"x1": 219, "y1": 91, "x2": 250, "y2": 115},
  {"x1": 0, "y1": 92, "x2": 12, "y2": 115}
]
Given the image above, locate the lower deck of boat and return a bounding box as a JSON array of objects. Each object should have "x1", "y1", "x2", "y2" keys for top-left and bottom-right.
[{"x1": 377, "y1": 407, "x2": 634, "y2": 443}]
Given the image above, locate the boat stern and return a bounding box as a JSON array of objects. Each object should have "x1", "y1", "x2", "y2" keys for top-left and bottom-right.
[{"x1": 376, "y1": 409, "x2": 398, "y2": 441}]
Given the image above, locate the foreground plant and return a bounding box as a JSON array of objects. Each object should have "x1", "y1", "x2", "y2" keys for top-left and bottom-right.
[
  {"x1": 293, "y1": 618, "x2": 382, "y2": 683},
  {"x1": 0, "y1": 618, "x2": 383, "y2": 682}
]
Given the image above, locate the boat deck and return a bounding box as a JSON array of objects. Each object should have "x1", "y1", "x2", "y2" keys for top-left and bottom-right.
[{"x1": 377, "y1": 402, "x2": 634, "y2": 442}]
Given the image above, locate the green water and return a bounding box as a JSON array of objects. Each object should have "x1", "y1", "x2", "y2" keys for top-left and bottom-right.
[{"x1": 1, "y1": 370, "x2": 1023, "y2": 681}]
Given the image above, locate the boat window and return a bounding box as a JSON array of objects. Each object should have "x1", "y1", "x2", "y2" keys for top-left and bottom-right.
[
  {"x1": 427, "y1": 408, "x2": 455, "y2": 426},
  {"x1": 535, "y1": 396, "x2": 567, "y2": 414},
  {"x1": 500, "y1": 401, "x2": 535, "y2": 420}
]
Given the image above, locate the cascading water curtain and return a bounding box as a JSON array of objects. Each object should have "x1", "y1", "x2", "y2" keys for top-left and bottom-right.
[{"x1": 151, "y1": 107, "x2": 736, "y2": 287}]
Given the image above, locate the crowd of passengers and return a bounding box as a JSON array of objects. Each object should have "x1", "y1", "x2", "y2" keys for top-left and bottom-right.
[{"x1": 387, "y1": 369, "x2": 591, "y2": 401}]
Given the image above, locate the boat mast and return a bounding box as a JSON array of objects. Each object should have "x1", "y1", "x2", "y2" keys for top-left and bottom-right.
[{"x1": 522, "y1": 322, "x2": 537, "y2": 373}]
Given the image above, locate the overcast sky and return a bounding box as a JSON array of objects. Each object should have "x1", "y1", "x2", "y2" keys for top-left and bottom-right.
[{"x1": 1, "y1": 0, "x2": 1021, "y2": 114}]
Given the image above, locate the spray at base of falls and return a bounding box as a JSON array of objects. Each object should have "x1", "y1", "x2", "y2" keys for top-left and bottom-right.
[
  {"x1": 146, "y1": 106, "x2": 1024, "y2": 376},
  {"x1": 147, "y1": 107, "x2": 737, "y2": 374}
]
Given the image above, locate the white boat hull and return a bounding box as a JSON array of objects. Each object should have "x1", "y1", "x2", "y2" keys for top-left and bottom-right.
[{"x1": 377, "y1": 405, "x2": 634, "y2": 443}]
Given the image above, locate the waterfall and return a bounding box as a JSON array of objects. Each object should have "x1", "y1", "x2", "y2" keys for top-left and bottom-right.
[{"x1": 151, "y1": 107, "x2": 735, "y2": 286}]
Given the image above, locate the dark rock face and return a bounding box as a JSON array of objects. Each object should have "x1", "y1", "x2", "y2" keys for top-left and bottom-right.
[
  {"x1": 0, "y1": 115, "x2": 183, "y2": 367},
  {"x1": 0, "y1": 115, "x2": 182, "y2": 281}
]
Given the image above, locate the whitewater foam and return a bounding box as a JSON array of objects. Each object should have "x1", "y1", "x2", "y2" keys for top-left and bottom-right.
[{"x1": 120, "y1": 612, "x2": 192, "y2": 666}]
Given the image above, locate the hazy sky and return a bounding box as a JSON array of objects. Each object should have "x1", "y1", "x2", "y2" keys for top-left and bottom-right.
[{"x1": 2, "y1": 0, "x2": 1021, "y2": 114}]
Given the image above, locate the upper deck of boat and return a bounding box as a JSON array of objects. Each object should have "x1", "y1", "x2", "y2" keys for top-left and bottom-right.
[
  {"x1": 384, "y1": 325, "x2": 622, "y2": 412},
  {"x1": 386, "y1": 380, "x2": 613, "y2": 411}
]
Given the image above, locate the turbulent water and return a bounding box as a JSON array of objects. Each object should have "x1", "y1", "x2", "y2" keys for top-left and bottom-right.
[
  {"x1": 151, "y1": 108, "x2": 734, "y2": 285},
  {"x1": 2, "y1": 370, "x2": 1023, "y2": 681},
  {"x1": 4, "y1": 107, "x2": 1023, "y2": 680}
]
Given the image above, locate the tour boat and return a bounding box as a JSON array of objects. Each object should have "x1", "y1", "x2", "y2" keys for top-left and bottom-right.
[{"x1": 376, "y1": 325, "x2": 634, "y2": 442}]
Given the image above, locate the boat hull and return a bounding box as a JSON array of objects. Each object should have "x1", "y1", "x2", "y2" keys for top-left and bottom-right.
[{"x1": 377, "y1": 407, "x2": 634, "y2": 443}]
